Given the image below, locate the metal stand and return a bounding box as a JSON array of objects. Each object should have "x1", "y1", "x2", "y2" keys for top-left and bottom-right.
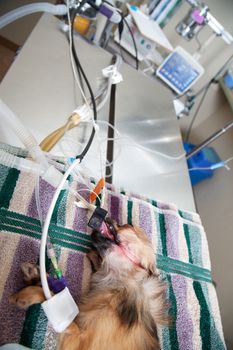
[{"x1": 186, "y1": 119, "x2": 233, "y2": 160}]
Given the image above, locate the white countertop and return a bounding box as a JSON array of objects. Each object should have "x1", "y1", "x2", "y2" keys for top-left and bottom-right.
[{"x1": 0, "y1": 13, "x2": 195, "y2": 212}]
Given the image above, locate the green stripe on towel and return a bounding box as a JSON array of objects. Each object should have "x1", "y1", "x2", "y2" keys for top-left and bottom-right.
[
  {"x1": 184, "y1": 223, "x2": 212, "y2": 350},
  {"x1": 157, "y1": 254, "x2": 212, "y2": 283},
  {"x1": 158, "y1": 213, "x2": 179, "y2": 350},
  {"x1": 0, "y1": 209, "x2": 212, "y2": 283},
  {"x1": 193, "y1": 281, "x2": 211, "y2": 350},
  {"x1": 0, "y1": 165, "x2": 11, "y2": 193},
  {"x1": 20, "y1": 304, "x2": 42, "y2": 348},
  {"x1": 183, "y1": 223, "x2": 193, "y2": 264},
  {"x1": 0, "y1": 218, "x2": 92, "y2": 248},
  {"x1": 127, "y1": 200, "x2": 133, "y2": 225},
  {"x1": 157, "y1": 254, "x2": 211, "y2": 276},
  {"x1": 0, "y1": 207, "x2": 92, "y2": 242},
  {"x1": 51, "y1": 190, "x2": 66, "y2": 223},
  {"x1": 0, "y1": 224, "x2": 91, "y2": 253},
  {"x1": 158, "y1": 265, "x2": 212, "y2": 283},
  {"x1": 167, "y1": 276, "x2": 179, "y2": 350},
  {"x1": 159, "y1": 213, "x2": 168, "y2": 257},
  {"x1": 0, "y1": 168, "x2": 20, "y2": 208},
  {"x1": 0, "y1": 208, "x2": 92, "y2": 253}
]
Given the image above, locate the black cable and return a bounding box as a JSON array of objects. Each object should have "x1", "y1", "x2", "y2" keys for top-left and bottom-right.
[
  {"x1": 69, "y1": 3, "x2": 97, "y2": 161},
  {"x1": 76, "y1": 64, "x2": 86, "y2": 102},
  {"x1": 185, "y1": 83, "x2": 211, "y2": 143},
  {"x1": 118, "y1": 18, "x2": 126, "y2": 64},
  {"x1": 71, "y1": 5, "x2": 96, "y2": 117},
  {"x1": 194, "y1": 25, "x2": 205, "y2": 51},
  {"x1": 99, "y1": 1, "x2": 139, "y2": 70},
  {"x1": 65, "y1": 35, "x2": 86, "y2": 101},
  {"x1": 122, "y1": 16, "x2": 139, "y2": 70}
]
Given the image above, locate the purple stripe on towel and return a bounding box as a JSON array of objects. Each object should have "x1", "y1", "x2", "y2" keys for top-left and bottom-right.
[
  {"x1": 164, "y1": 213, "x2": 180, "y2": 259},
  {"x1": 139, "y1": 202, "x2": 152, "y2": 240},
  {"x1": 165, "y1": 213, "x2": 194, "y2": 349},
  {"x1": 171, "y1": 275, "x2": 193, "y2": 350},
  {"x1": 0, "y1": 236, "x2": 39, "y2": 345},
  {"x1": 27, "y1": 179, "x2": 56, "y2": 220},
  {"x1": 110, "y1": 195, "x2": 121, "y2": 223},
  {"x1": 157, "y1": 201, "x2": 171, "y2": 210},
  {"x1": 66, "y1": 251, "x2": 84, "y2": 303}
]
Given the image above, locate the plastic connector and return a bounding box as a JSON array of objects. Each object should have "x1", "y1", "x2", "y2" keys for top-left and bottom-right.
[
  {"x1": 99, "y1": 3, "x2": 122, "y2": 24},
  {"x1": 73, "y1": 104, "x2": 92, "y2": 122},
  {"x1": 88, "y1": 207, "x2": 108, "y2": 230},
  {"x1": 42, "y1": 287, "x2": 79, "y2": 333},
  {"x1": 102, "y1": 65, "x2": 123, "y2": 84}
]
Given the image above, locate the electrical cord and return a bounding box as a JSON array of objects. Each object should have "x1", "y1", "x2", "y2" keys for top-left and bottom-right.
[
  {"x1": 66, "y1": 0, "x2": 90, "y2": 107},
  {"x1": 76, "y1": 63, "x2": 86, "y2": 104},
  {"x1": 68, "y1": 0, "x2": 98, "y2": 161},
  {"x1": 121, "y1": 15, "x2": 139, "y2": 70},
  {"x1": 194, "y1": 25, "x2": 205, "y2": 51}
]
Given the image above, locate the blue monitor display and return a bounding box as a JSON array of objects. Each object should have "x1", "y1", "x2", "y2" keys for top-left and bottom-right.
[{"x1": 158, "y1": 52, "x2": 200, "y2": 93}]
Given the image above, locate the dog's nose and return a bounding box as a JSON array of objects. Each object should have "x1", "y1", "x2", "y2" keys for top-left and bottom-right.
[
  {"x1": 9, "y1": 295, "x2": 16, "y2": 304},
  {"x1": 91, "y1": 230, "x2": 113, "y2": 256}
]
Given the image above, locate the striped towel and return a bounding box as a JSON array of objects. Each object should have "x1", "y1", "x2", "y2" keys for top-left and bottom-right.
[{"x1": 0, "y1": 144, "x2": 226, "y2": 349}]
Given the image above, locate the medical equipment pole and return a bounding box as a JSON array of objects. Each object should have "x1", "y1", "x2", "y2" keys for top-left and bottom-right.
[{"x1": 186, "y1": 119, "x2": 233, "y2": 160}]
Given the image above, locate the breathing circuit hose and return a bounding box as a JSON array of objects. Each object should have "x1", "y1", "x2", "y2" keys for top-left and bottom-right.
[
  {"x1": 0, "y1": 99, "x2": 49, "y2": 170},
  {"x1": 0, "y1": 3, "x2": 67, "y2": 30}
]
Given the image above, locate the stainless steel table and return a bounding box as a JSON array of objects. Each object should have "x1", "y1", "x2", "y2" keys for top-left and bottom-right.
[{"x1": 0, "y1": 14, "x2": 195, "y2": 212}]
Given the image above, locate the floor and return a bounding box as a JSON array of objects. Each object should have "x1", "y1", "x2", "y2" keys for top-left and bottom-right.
[{"x1": 0, "y1": 36, "x2": 19, "y2": 82}]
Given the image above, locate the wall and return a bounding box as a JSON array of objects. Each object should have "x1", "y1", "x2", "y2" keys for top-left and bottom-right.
[{"x1": 162, "y1": 0, "x2": 233, "y2": 133}]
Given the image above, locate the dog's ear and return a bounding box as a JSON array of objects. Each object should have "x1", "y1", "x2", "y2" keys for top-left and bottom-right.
[
  {"x1": 140, "y1": 258, "x2": 158, "y2": 276},
  {"x1": 132, "y1": 226, "x2": 157, "y2": 275},
  {"x1": 147, "y1": 262, "x2": 157, "y2": 276}
]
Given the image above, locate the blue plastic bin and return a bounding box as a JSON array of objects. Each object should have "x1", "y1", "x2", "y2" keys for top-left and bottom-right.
[{"x1": 184, "y1": 143, "x2": 221, "y2": 185}]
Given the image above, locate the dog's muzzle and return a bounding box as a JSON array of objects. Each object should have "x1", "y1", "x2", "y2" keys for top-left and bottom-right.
[{"x1": 91, "y1": 218, "x2": 119, "y2": 256}]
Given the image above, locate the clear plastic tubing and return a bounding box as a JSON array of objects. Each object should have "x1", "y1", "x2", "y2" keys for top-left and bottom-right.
[
  {"x1": 0, "y1": 3, "x2": 67, "y2": 30},
  {"x1": 0, "y1": 149, "x2": 43, "y2": 174},
  {"x1": 0, "y1": 99, "x2": 49, "y2": 169}
]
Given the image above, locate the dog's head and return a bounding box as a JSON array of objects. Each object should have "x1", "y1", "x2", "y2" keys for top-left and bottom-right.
[{"x1": 92, "y1": 220, "x2": 156, "y2": 275}]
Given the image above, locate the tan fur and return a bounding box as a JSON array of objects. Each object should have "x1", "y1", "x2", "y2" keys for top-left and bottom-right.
[{"x1": 10, "y1": 224, "x2": 168, "y2": 350}]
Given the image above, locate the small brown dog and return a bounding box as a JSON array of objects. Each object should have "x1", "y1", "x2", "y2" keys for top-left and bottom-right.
[{"x1": 10, "y1": 223, "x2": 168, "y2": 350}]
